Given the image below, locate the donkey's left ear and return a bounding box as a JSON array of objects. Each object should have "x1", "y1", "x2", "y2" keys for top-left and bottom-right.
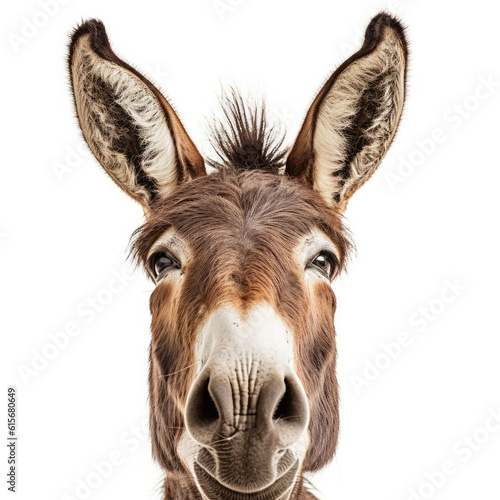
[
  {"x1": 68, "y1": 20, "x2": 205, "y2": 211},
  {"x1": 286, "y1": 13, "x2": 408, "y2": 210}
]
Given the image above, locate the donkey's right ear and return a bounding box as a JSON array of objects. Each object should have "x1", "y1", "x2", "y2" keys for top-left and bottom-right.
[{"x1": 68, "y1": 20, "x2": 205, "y2": 211}]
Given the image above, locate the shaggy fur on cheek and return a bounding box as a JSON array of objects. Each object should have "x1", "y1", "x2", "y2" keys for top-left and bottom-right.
[{"x1": 148, "y1": 278, "x2": 208, "y2": 474}]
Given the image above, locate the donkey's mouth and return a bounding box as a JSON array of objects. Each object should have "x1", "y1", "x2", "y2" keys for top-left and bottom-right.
[{"x1": 194, "y1": 458, "x2": 299, "y2": 499}]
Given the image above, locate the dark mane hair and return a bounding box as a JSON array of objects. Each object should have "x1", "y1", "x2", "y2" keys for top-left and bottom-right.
[{"x1": 207, "y1": 89, "x2": 287, "y2": 173}]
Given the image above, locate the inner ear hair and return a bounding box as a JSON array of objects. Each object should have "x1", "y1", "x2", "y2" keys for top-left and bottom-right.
[{"x1": 286, "y1": 13, "x2": 408, "y2": 210}]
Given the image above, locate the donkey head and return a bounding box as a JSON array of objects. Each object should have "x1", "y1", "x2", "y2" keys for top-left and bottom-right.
[{"x1": 69, "y1": 13, "x2": 407, "y2": 499}]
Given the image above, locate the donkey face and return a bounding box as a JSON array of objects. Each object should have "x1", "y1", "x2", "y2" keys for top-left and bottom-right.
[{"x1": 69, "y1": 14, "x2": 407, "y2": 499}]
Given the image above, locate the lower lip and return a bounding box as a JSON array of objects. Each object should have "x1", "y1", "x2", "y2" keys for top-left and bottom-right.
[{"x1": 194, "y1": 459, "x2": 300, "y2": 499}]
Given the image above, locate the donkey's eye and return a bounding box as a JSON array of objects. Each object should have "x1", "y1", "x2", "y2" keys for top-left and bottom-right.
[
  {"x1": 149, "y1": 252, "x2": 179, "y2": 280},
  {"x1": 310, "y1": 252, "x2": 337, "y2": 280}
]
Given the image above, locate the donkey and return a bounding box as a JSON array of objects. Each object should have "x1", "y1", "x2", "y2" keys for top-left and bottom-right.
[{"x1": 68, "y1": 12, "x2": 407, "y2": 500}]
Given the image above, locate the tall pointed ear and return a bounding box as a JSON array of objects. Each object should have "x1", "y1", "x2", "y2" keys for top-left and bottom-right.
[
  {"x1": 286, "y1": 13, "x2": 408, "y2": 210},
  {"x1": 68, "y1": 20, "x2": 205, "y2": 211}
]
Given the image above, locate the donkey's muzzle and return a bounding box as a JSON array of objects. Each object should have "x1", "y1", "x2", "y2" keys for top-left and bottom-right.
[
  {"x1": 183, "y1": 306, "x2": 310, "y2": 494},
  {"x1": 185, "y1": 368, "x2": 309, "y2": 493}
]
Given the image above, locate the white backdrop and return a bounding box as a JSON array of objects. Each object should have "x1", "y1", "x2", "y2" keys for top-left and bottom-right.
[{"x1": 2, "y1": 1, "x2": 500, "y2": 499}]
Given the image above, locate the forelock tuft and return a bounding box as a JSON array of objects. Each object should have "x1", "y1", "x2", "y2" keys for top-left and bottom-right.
[{"x1": 208, "y1": 88, "x2": 287, "y2": 173}]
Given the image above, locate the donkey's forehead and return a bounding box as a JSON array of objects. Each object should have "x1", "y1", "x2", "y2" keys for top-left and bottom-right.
[
  {"x1": 133, "y1": 170, "x2": 350, "y2": 265},
  {"x1": 149, "y1": 227, "x2": 339, "y2": 266}
]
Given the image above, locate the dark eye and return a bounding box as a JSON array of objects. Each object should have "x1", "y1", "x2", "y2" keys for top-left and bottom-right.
[
  {"x1": 309, "y1": 252, "x2": 337, "y2": 280},
  {"x1": 149, "y1": 251, "x2": 179, "y2": 280}
]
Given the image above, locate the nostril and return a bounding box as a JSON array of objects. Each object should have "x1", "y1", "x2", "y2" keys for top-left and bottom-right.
[
  {"x1": 273, "y1": 378, "x2": 300, "y2": 424},
  {"x1": 198, "y1": 379, "x2": 219, "y2": 425},
  {"x1": 185, "y1": 374, "x2": 220, "y2": 445},
  {"x1": 270, "y1": 376, "x2": 309, "y2": 448},
  {"x1": 273, "y1": 379, "x2": 293, "y2": 422},
  {"x1": 185, "y1": 374, "x2": 233, "y2": 445}
]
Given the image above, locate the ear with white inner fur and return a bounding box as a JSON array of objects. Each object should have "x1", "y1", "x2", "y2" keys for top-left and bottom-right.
[
  {"x1": 68, "y1": 20, "x2": 205, "y2": 210},
  {"x1": 286, "y1": 13, "x2": 408, "y2": 210}
]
